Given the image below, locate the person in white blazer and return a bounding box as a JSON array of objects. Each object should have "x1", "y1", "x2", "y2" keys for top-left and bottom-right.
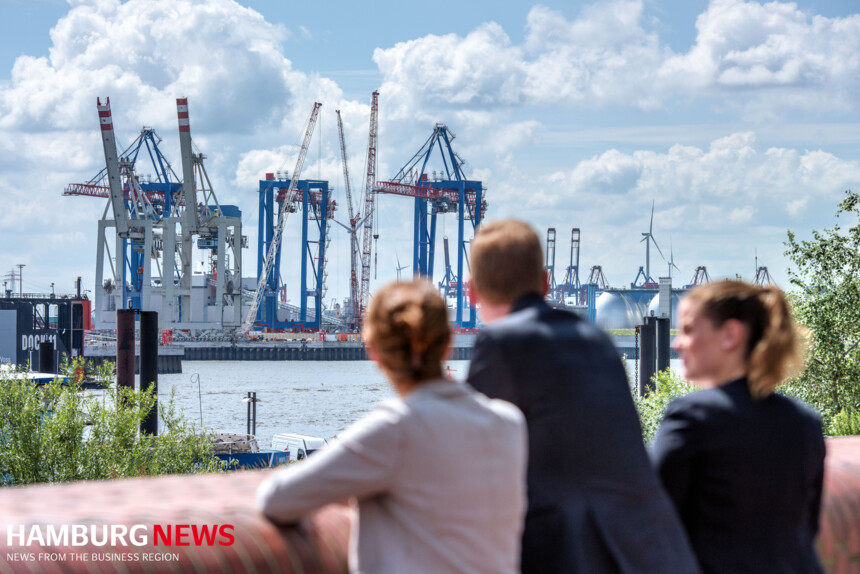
[{"x1": 257, "y1": 279, "x2": 528, "y2": 574}]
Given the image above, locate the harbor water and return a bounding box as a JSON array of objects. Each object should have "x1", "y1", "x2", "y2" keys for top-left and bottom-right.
[{"x1": 158, "y1": 359, "x2": 680, "y2": 450}]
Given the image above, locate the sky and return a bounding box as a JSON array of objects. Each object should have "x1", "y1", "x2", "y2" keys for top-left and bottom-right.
[{"x1": 1, "y1": 0, "x2": 859, "y2": 305}]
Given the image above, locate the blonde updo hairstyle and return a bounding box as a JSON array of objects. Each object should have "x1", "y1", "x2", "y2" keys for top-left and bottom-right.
[
  {"x1": 363, "y1": 280, "x2": 451, "y2": 384},
  {"x1": 685, "y1": 280, "x2": 806, "y2": 399}
]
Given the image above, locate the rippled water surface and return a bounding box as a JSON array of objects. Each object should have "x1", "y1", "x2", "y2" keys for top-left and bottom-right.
[
  {"x1": 158, "y1": 360, "x2": 470, "y2": 450},
  {"x1": 157, "y1": 358, "x2": 679, "y2": 450}
]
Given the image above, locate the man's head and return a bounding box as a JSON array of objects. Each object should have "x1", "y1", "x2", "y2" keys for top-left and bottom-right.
[{"x1": 469, "y1": 219, "x2": 547, "y2": 318}]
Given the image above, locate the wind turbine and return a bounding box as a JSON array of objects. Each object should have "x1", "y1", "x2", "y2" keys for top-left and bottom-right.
[
  {"x1": 395, "y1": 250, "x2": 409, "y2": 282},
  {"x1": 667, "y1": 239, "x2": 681, "y2": 280},
  {"x1": 641, "y1": 200, "x2": 665, "y2": 282}
]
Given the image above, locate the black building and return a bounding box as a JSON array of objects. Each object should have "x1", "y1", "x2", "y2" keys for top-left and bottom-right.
[{"x1": 0, "y1": 297, "x2": 86, "y2": 369}]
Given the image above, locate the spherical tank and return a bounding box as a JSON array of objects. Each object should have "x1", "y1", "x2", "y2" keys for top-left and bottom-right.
[
  {"x1": 646, "y1": 291, "x2": 685, "y2": 328},
  {"x1": 595, "y1": 291, "x2": 645, "y2": 330}
]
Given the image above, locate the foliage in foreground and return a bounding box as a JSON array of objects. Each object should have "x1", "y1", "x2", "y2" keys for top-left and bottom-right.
[
  {"x1": 784, "y1": 190, "x2": 860, "y2": 432},
  {"x1": 829, "y1": 408, "x2": 860, "y2": 437},
  {"x1": 0, "y1": 359, "x2": 225, "y2": 486},
  {"x1": 633, "y1": 369, "x2": 695, "y2": 443}
]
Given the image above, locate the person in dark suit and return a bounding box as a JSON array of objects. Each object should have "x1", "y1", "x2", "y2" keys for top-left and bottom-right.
[
  {"x1": 652, "y1": 281, "x2": 825, "y2": 574},
  {"x1": 466, "y1": 219, "x2": 700, "y2": 574}
]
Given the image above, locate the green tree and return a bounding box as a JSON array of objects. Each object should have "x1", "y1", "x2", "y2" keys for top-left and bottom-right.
[{"x1": 784, "y1": 190, "x2": 860, "y2": 431}]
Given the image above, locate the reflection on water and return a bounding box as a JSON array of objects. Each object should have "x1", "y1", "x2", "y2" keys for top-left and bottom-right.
[{"x1": 159, "y1": 358, "x2": 681, "y2": 450}]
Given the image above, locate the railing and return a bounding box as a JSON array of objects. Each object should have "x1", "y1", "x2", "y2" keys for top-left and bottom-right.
[{"x1": 0, "y1": 437, "x2": 857, "y2": 573}]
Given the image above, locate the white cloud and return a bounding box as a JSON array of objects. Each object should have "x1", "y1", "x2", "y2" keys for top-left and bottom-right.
[
  {"x1": 4, "y1": 0, "x2": 860, "y2": 296},
  {"x1": 0, "y1": 0, "x2": 358, "y2": 292},
  {"x1": 487, "y1": 131, "x2": 860, "y2": 285},
  {"x1": 374, "y1": 0, "x2": 860, "y2": 115}
]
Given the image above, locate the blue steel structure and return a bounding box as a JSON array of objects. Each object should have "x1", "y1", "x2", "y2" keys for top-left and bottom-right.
[
  {"x1": 256, "y1": 175, "x2": 334, "y2": 331},
  {"x1": 376, "y1": 124, "x2": 486, "y2": 328},
  {"x1": 545, "y1": 228, "x2": 558, "y2": 299},
  {"x1": 65, "y1": 128, "x2": 183, "y2": 311}
]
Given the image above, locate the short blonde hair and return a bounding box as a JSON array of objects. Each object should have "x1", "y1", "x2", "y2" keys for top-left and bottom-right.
[
  {"x1": 470, "y1": 219, "x2": 545, "y2": 305},
  {"x1": 684, "y1": 281, "x2": 806, "y2": 399},
  {"x1": 363, "y1": 280, "x2": 450, "y2": 383}
]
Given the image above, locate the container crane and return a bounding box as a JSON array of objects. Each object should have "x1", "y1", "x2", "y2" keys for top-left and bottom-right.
[
  {"x1": 76, "y1": 98, "x2": 245, "y2": 330},
  {"x1": 336, "y1": 109, "x2": 361, "y2": 330},
  {"x1": 684, "y1": 266, "x2": 711, "y2": 288},
  {"x1": 587, "y1": 266, "x2": 609, "y2": 290},
  {"x1": 545, "y1": 228, "x2": 558, "y2": 300},
  {"x1": 358, "y1": 91, "x2": 379, "y2": 326},
  {"x1": 561, "y1": 228, "x2": 581, "y2": 303},
  {"x1": 255, "y1": 175, "x2": 333, "y2": 331},
  {"x1": 242, "y1": 102, "x2": 322, "y2": 334},
  {"x1": 374, "y1": 123, "x2": 486, "y2": 328}
]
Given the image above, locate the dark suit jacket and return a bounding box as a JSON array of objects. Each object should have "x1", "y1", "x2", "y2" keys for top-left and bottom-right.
[
  {"x1": 652, "y1": 378, "x2": 825, "y2": 574},
  {"x1": 468, "y1": 295, "x2": 699, "y2": 574}
]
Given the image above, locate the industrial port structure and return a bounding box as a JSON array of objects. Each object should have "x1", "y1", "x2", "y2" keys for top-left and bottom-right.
[{"x1": 65, "y1": 93, "x2": 777, "y2": 340}]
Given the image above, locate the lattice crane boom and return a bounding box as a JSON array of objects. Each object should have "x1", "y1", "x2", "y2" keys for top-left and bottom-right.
[
  {"x1": 241, "y1": 102, "x2": 322, "y2": 333},
  {"x1": 336, "y1": 110, "x2": 361, "y2": 328},
  {"x1": 358, "y1": 91, "x2": 379, "y2": 325}
]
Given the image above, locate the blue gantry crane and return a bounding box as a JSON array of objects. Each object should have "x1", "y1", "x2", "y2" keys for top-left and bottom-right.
[
  {"x1": 255, "y1": 174, "x2": 334, "y2": 331},
  {"x1": 375, "y1": 124, "x2": 486, "y2": 328}
]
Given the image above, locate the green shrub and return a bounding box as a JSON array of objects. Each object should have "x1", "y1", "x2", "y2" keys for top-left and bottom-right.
[
  {"x1": 634, "y1": 369, "x2": 696, "y2": 443},
  {"x1": 829, "y1": 407, "x2": 860, "y2": 436},
  {"x1": 0, "y1": 360, "x2": 225, "y2": 486}
]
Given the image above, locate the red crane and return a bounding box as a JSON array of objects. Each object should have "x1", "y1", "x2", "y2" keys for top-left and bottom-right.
[{"x1": 358, "y1": 91, "x2": 379, "y2": 326}]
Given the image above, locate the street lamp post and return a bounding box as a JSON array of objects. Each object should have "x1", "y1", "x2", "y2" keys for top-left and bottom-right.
[{"x1": 16, "y1": 264, "x2": 25, "y2": 297}]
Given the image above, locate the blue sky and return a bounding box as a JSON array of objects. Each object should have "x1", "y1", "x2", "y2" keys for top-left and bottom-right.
[{"x1": 1, "y1": 0, "x2": 859, "y2": 303}]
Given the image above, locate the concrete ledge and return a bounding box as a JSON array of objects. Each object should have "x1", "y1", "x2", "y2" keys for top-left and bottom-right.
[
  {"x1": 0, "y1": 471, "x2": 350, "y2": 574},
  {"x1": 820, "y1": 437, "x2": 860, "y2": 573},
  {"x1": 0, "y1": 437, "x2": 858, "y2": 573}
]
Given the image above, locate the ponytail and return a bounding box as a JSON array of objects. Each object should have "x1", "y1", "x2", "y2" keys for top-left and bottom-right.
[
  {"x1": 747, "y1": 287, "x2": 805, "y2": 398},
  {"x1": 687, "y1": 281, "x2": 806, "y2": 399}
]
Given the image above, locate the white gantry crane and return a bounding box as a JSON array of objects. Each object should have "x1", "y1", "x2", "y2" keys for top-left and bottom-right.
[
  {"x1": 241, "y1": 102, "x2": 323, "y2": 334},
  {"x1": 85, "y1": 97, "x2": 244, "y2": 330}
]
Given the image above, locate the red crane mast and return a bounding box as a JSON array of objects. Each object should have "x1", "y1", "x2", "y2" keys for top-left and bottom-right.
[{"x1": 358, "y1": 91, "x2": 379, "y2": 326}]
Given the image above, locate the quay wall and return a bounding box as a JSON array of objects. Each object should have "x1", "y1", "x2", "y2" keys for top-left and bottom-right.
[
  {"x1": 0, "y1": 436, "x2": 857, "y2": 573},
  {"x1": 180, "y1": 343, "x2": 472, "y2": 361},
  {"x1": 77, "y1": 333, "x2": 669, "y2": 371}
]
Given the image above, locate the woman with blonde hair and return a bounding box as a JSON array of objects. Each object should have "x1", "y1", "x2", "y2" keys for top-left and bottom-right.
[
  {"x1": 257, "y1": 280, "x2": 528, "y2": 574},
  {"x1": 652, "y1": 280, "x2": 825, "y2": 574}
]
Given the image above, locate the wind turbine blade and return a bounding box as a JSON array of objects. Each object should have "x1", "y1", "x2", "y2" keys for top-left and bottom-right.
[
  {"x1": 649, "y1": 200, "x2": 655, "y2": 235},
  {"x1": 651, "y1": 236, "x2": 666, "y2": 260},
  {"x1": 332, "y1": 218, "x2": 351, "y2": 232}
]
